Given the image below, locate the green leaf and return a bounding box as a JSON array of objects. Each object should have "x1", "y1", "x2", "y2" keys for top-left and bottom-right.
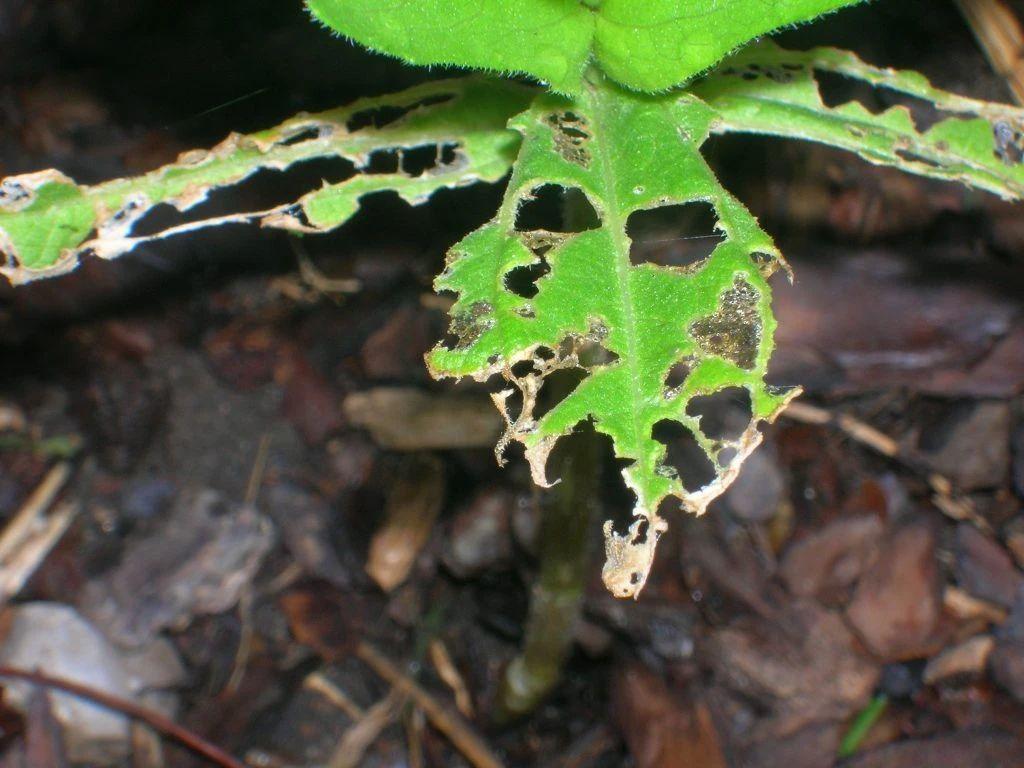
[
  {"x1": 695, "y1": 42, "x2": 1024, "y2": 199},
  {"x1": 306, "y1": 0, "x2": 595, "y2": 96},
  {"x1": 305, "y1": 0, "x2": 863, "y2": 95},
  {"x1": 427, "y1": 77, "x2": 796, "y2": 598},
  {"x1": 0, "y1": 172, "x2": 96, "y2": 271},
  {"x1": 0, "y1": 79, "x2": 531, "y2": 284},
  {"x1": 592, "y1": 0, "x2": 863, "y2": 92}
]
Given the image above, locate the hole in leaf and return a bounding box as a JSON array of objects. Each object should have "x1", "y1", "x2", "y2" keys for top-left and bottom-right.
[
  {"x1": 515, "y1": 185, "x2": 599, "y2": 233},
  {"x1": 346, "y1": 94, "x2": 454, "y2": 132},
  {"x1": 504, "y1": 259, "x2": 550, "y2": 299},
  {"x1": 626, "y1": 202, "x2": 724, "y2": 268},
  {"x1": 815, "y1": 70, "x2": 955, "y2": 134},
  {"x1": 652, "y1": 420, "x2": 717, "y2": 492},
  {"x1": 510, "y1": 358, "x2": 539, "y2": 379},
  {"x1": 129, "y1": 156, "x2": 356, "y2": 237},
  {"x1": 664, "y1": 358, "x2": 694, "y2": 397},
  {"x1": 893, "y1": 148, "x2": 942, "y2": 169},
  {"x1": 364, "y1": 149, "x2": 401, "y2": 175},
  {"x1": 690, "y1": 276, "x2": 761, "y2": 370},
  {"x1": 441, "y1": 301, "x2": 493, "y2": 350},
  {"x1": 280, "y1": 125, "x2": 328, "y2": 146},
  {"x1": 686, "y1": 387, "x2": 753, "y2": 442},
  {"x1": 815, "y1": 70, "x2": 877, "y2": 111},
  {"x1": 533, "y1": 366, "x2": 589, "y2": 420},
  {"x1": 401, "y1": 143, "x2": 458, "y2": 176},
  {"x1": 574, "y1": 338, "x2": 618, "y2": 367},
  {"x1": 717, "y1": 446, "x2": 739, "y2": 468},
  {"x1": 751, "y1": 251, "x2": 781, "y2": 279},
  {"x1": 890, "y1": 94, "x2": 945, "y2": 133},
  {"x1": 547, "y1": 111, "x2": 591, "y2": 166}
]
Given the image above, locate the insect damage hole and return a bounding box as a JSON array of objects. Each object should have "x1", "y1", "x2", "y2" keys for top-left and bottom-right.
[
  {"x1": 547, "y1": 111, "x2": 592, "y2": 167},
  {"x1": 626, "y1": 202, "x2": 724, "y2": 268},
  {"x1": 515, "y1": 185, "x2": 599, "y2": 233},
  {"x1": 652, "y1": 420, "x2": 717, "y2": 492},
  {"x1": 815, "y1": 70, "x2": 878, "y2": 112},
  {"x1": 504, "y1": 259, "x2": 550, "y2": 299},
  {"x1": 346, "y1": 94, "x2": 454, "y2": 132},
  {"x1": 663, "y1": 357, "x2": 695, "y2": 398},
  {"x1": 685, "y1": 387, "x2": 753, "y2": 442},
  {"x1": 402, "y1": 143, "x2": 459, "y2": 176},
  {"x1": 689, "y1": 276, "x2": 762, "y2": 371},
  {"x1": 440, "y1": 301, "x2": 494, "y2": 351},
  {"x1": 532, "y1": 366, "x2": 590, "y2": 420}
]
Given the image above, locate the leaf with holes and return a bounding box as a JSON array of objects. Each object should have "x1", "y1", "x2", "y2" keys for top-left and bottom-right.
[
  {"x1": 306, "y1": 0, "x2": 864, "y2": 95},
  {"x1": 427, "y1": 77, "x2": 797, "y2": 598},
  {"x1": 695, "y1": 42, "x2": 1024, "y2": 199},
  {"x1": 0, "y1": 79, "x2": 531, "y2": 284}
]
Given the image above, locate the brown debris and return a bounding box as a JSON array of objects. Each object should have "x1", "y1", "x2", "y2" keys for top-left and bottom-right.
[
  {"x1": 361, "y1": 304, "x2": 434, "y2": 380},
  {"x1": 772, "y1": 251, "x2": 1024, "y2": 397},
  {"x1": 266, "y1": 482, "x2": 359, "y2": 588},
  {"x1": 922, "y1": 634, "x2": 995, "y2": 684},
  {"x1": 841, "y1": 728, "x2": 1024, "y2": 768},
  {"x1": 918, "y1": 401, "x2": 1011, "y2": 492},
  {"x1": 740, "y1": 721, "x2": 841, "y2": 768},
  {"x1": 80, "y1": 489, "x2": 274, "y2": 647},
  {"x1": 612, "y1": 663, "x2": 726, "y2": 768},
  {"x1": 955, "y1": 522, "x2": 1024, "y2": 608},
  {"x1": 344, "y1": 388, "x2": 502, "y2": 450},
  {"x1": 280, "y1": 585, "x2": 365, "y2": 661},
  {"x1": 365, "y1": 454, "x2": 445, "y2": 592},
  {"x1": 278, "y1": 351, "x2": 344, "y2": 445},
  {"x1": 779, "y1": 513, "x2": 883, "y2": 604},
  {"x1": 846, "y1": 517, "x2": 944, "y2": 661},
  {"x1": 440, "y1": 487, "x2": 514, "y2": 579},
  {"x1": 990, "y1": 588, "x2": 1024, "y2": 702},
  {"x1": 704, "y1": 600, "x2": 879, "y2": 728}
]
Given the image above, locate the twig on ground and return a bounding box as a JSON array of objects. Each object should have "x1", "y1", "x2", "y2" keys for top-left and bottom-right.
[
  {"x1": 290, "y1": 236, "x2": 361, "y2": 296},
  {"x1": 244, "y1": 434, "x2": 271, "y2": 508},
  {"x1": 304, "y1": 672, "x2": 365, "y2": 720},
  {"x1": 355, "y1": 641, "x2": 506, "y2": 768},
  {"x1": 328, "y1": 689, "x2": 405, "y2": 768},
  {"x1": 405, "y1": 706, "x2": 426, "y2": 768},
  {"x1": 783, "y1": 401, "x2": 990, "y2": 531},
  {"x1": 429, "y1": 639, "x2": 474, "y2": 718},
  {"x1": 0, "y1": 462, "x2": 78, "y2": 606},
  {"x1": 224, "y1": 589, "x2": 254, "y2": 695},
  {"x1": 944, "y1": 584, "x2": 1008, "y2": 625},
  {"x1": 557, "y1": 724, "x2": 619, "y2": 768},
  {"x1": 955, "y1": 0, "x2": 1024, "y2": 103},
  {"x1": 0, "y1": 665, "x2": 247, "y2": 768}
]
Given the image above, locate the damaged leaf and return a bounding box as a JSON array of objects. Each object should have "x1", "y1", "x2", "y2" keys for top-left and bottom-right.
[
  {"x1": 306, "y1": 0, "x2": 864, "y2": 95},
  {"x1": 0, "y1": 79, "x2": 532, "y2": 284},
  {"x1": 427, "y1": 75, "x2": 797, "y2": 598},
  {"x1": 696, "y1": 42, "x2": 1024, "y2": 200}
]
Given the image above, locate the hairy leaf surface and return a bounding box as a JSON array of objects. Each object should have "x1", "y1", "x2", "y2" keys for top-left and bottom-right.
[
  {"x1": 696, "y1": 43, "x2": 1024, "y2": 199},
  {"x1": 306, "y1": 0, "x2": 863, "y2": 94},
  {"x1": 427, "y1": 77, "x2": 797, "y2": 597},
  {"x1": 0, "y1": 79, "x2": 531, "y2": 284}
]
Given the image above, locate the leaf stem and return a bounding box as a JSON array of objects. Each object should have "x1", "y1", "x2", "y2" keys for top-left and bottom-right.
[
  {"x1": 837, "y1": 693, "x2": 888, "y2": 758},
  {"x1": 494, "y1": 428, "x2": 600, "y2": 722}
]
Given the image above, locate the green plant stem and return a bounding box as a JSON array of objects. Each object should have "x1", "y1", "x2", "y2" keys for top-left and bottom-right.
[
  {"x1": 494, "y1": 428, "x2": 600, "y2": 723},
  {"x1": 838, "y1": 694, "x2": 888, "y2": 758}
]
